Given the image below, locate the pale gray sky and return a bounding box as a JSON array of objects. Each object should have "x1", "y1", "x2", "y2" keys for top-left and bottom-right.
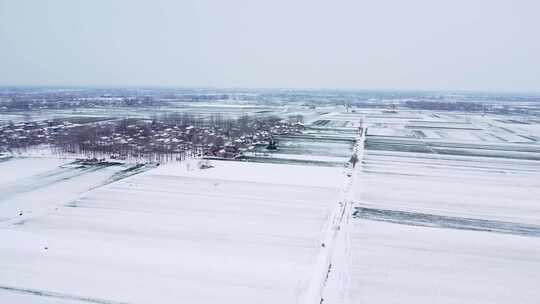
[{"x1": 1, "y1": 0, "x2": 539, "y2": 92}]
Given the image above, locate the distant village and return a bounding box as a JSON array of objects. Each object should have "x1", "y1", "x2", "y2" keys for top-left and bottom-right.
[
  {"x1": 2, "y1": 88, "x2": 538, "y2": 115},
  {"x1": 0, "y1": 113, "x2": 304, "y2": 163}
]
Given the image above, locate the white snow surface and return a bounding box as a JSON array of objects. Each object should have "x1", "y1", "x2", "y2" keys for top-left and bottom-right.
[
  {"x1": 339, "y1": 220, "x2": 540, "y2": 304},
  {"x1": 0, "y1": 157, "x2": 66, "y2": 185},
  {"x1": 2, "y1": 108, "x2": 540, "y2": 304},
  {"x1": 0, "y1": 160, "x2": 346, "y2": 303},
  {"x1": 354, "y1": 150, "x2": 540, "y2": 224},
  {"x1": 325, "y1": 148, "x2": 540, "y2": 304},
  {"x1": 0, "y1": 157, "x2": 138, "y2": 224}
]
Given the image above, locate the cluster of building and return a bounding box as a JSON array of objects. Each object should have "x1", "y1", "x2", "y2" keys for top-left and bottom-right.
[
  {"x1": 0, "y1": 116, "x2": 305, "y2": 163},
  {"x1": 0, "y1": 120, "x2": 78, "y2": 149}
]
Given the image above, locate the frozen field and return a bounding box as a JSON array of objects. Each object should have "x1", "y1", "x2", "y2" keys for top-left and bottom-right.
[
  {"x1": 333, "y1": 220, "x2": 540, "y2": 304},
  {"x1": 0, "y1": 160, "x2": 346, "y2": 303},
  {"x1": 354, "y1": 150, "x2": 540, "y2": 225},
  {"x1": 242, "y1": 136, "x2": 354, "y2": 167},
  {"x1": 324, "y1": 109, "x2": 540, "y2": 304},
  {"x1": 239, "y1": 112, "x2": 357, "y2": 167},
  {"x1": 0, "y1": 157, "x2": 148, "y2": 224},
  {"x1": 1, "y1": 106, "x2": 540, "y2": 304},
  {"x1": 0, "y1": 103, "x2": 283, "y2": 125}
]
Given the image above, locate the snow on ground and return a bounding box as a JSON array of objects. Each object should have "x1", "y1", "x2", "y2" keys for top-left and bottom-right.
[
  {"x1": 243, "y1": 152, "x2": 349, "y2": 164},
  {"x1": 0, "y1": 157, "x2": 137, "y2": 225},
  {"x1": 0, "y1": 157, "x2": 66, "y2": 185},
  {"x1": 324, "y1": 109, "x2": 540, "y2": 304},
  {"x1": 354, "y1": 150, "x2": 540, "y2": 224},
  {"x1": 243, "y1": 133, "x2": 354, "y2": 167},
  {"x1": 0, "y1": 291, "x2": 83, "y2": 304},
  {"x1": 340, "y1": 220, "x2": 540, "y2": 304},
  {"x1": 2, "y1": 108, "x2": 540, "y2": 303},
  {"x1": 366, "y1": 127, "x2": 413, "y2": 138},
  {"x1": 0, "y1": 160, "x2": 346, "y2": 303}
]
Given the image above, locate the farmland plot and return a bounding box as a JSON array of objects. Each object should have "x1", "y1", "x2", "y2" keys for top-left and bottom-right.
[
  {"x1": 324, "y1": 110, "x2": 540, "y2": 304},
  {"x1": 243, "y1": 136, "x2": 354, "y2": 166},
  {"x1": 0, "y1": 160, "x2": 346, "y2": 303},
  {"x1": 0, "y1": 157, "x2": 150, "y2": 224},
  {"x1": 240, "y1": 112, "x2": 357, "y2": 167},
  {"x1": 331, "y1": 219, "x2": 540, "y2": 304},
  {"x1": 324, "y1": 151, "x2": 540, "y2": 303}
]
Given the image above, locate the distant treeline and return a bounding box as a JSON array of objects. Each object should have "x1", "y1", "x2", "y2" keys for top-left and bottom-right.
[
  {"x1": 0, "y1": 97, "x2": 164, "y2": 110},
  {"x1": 404, "y1": 101, "x2": 487, "y2": 112},
  {"x1": 403, "y1": 100, "x2": 532, "y2": 114}
]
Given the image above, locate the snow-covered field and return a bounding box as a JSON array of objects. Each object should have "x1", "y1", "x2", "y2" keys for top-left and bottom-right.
[
  {"x1": 354, "y1": 151, "x2": 540, "y2": 224},
  {"x1": 324, "y1": 109, "x2": 540, "y2": 304},
  {"x1": 0, "y1": 103, "x2": 284, "y2": 125},
  {"x1": 336, "y1": 220, "x2": 540, "y2": 304},
  {"x1": 1, "y1": 106, "x2": 540, "y2": 304},
  {"x1": 0, "y1": 157, "x2": 144, "y2": 224},
  {"x1": 0, "y1": 159, "x2": 346, "y2": 303},
  {"x1": 243, "y1": 136, "x2": 354, "y2": 166}
]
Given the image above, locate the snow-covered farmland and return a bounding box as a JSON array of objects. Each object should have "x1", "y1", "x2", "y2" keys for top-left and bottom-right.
[
  {"x1": 333, "y1": 220, "x2": 540, "y2": 304},
  {"x1": 242, "y1": 136, "x2": 354, "y2": 167},
  {"x1": 0, "y1": 160, "x2": 346, "y2": 303},
  {"x1": 324, "y1": 109, "x2": 540, "y2": 304},
  {"x1": 0, "y1": 157, "x2": 147, "y2": 224},
  {"x1": 354, "y1": 151, "x2": 540, "y2": 224},
  {"x1": 2, "y1": 105, "x2": 540, "y2": 304}
]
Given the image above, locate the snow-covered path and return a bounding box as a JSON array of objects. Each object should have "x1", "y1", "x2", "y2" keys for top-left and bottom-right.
[{"x1": 306, "y1": 126, "x2": 364, "y2": 304}]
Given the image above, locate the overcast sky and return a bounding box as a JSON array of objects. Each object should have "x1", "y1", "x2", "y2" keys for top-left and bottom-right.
[{"x1": 1, "y1": 0, "x2": 539, "y2": 92}]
